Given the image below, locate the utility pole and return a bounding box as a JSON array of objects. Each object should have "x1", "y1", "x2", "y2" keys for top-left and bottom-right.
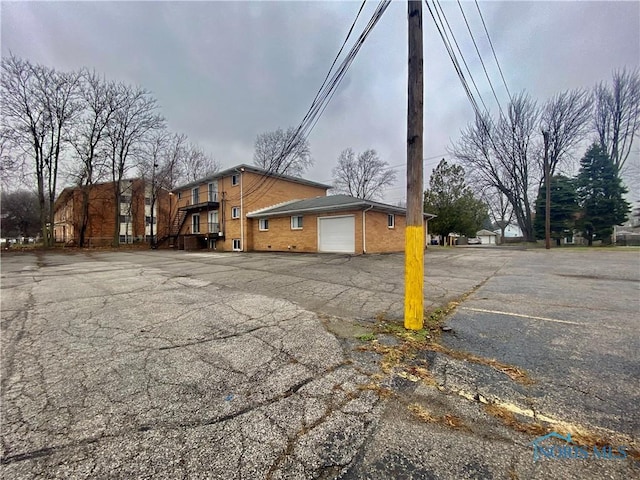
[
  {"x1": 542, "y1": 130, "x2": 551, "y2": 250},
  {"x1": 405, "y1": 0, "x2": 424, "y2": 330}
]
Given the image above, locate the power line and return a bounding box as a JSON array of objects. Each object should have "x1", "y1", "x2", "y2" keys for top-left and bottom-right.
[
  {"x1": 432, "y1": 0, "x2": 490, "y2": 115},
  {"x1": 241, "y1": 0, "x2": 392, "y2": 204},
  {"x1": 474, "y1": 0, "x2": 512, "y2": 102},
  {"x1": 456, "y1": 0, "x2": 505, "y2": 116},
  {"x1": 424, "y1": 0, "x2": 483, "y2": 119}
]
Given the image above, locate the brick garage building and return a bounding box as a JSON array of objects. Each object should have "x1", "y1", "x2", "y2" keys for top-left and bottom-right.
[
  {"x1": 53, "y1": 179, "x2": 170, "y2": 247},
  {"x1": 170, "y1": 165, "x2": 330, "y2": 251},
  {"x1": 246, "y1": 195, "x2": 435, "y2": 254}
]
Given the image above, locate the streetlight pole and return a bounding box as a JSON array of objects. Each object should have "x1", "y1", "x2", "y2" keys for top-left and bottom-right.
[{"x1": 150, "y1": 163, "x2": 158, "y2": 249}]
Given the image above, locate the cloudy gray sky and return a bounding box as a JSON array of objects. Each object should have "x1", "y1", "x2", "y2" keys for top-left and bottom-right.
[{"x1": 2, "y1": 1, "x2": 639, "y2": 204}]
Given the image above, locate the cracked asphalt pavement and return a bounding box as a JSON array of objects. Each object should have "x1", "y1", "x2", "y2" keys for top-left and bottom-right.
[{"x1": 1, "y1": 247, "x2": 638, "y2": 479}]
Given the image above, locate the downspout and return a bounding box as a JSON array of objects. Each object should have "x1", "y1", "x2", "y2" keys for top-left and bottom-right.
[
  {"x1": 240, "y1": 167, "x2": 244, "y2": 252},
  {"x1": 362, "y1": 205, "x2": 374, "y2": 254}
]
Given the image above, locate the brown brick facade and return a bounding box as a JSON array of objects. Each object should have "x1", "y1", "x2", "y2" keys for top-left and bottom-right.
[{"x1": 53, "y1": 179, "x2": 170, "y2": 247}]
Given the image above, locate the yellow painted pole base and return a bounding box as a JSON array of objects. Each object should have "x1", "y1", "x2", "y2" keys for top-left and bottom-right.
[{"x1": 404, "y1": 225, "x2": 424, "y2": 330}]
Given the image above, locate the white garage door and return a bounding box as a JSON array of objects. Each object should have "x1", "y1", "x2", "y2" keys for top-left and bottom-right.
[{"x1": 318, "y1": 216, "x2": 355, "y2": 253}]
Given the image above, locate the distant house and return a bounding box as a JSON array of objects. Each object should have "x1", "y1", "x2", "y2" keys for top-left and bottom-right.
[
  {"x1": 476, "y1": 229, "x2": 497, "y2": 245},
  {"x1": 494, "y1": 223, "x2": 523, "y2": 237}
]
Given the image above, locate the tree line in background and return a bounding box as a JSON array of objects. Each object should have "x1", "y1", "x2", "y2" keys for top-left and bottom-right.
[
  {"x1": 1, "y1": 54, "x2": 220, "y2": 246},
  {"x1": 428, "y1": 68, "x2": 638, "y2": 245}
]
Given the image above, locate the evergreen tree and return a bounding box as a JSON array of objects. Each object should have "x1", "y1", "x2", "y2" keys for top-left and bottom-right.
[
  {"x1": 576, "y1": 143, "x2": 630, "y2": 245},
  {"x1": 534, "y1": 175, "x2": 579, "y2": 245},
  {"x1": 424, "y1": 159, "x2": 488, "y2": 241}
]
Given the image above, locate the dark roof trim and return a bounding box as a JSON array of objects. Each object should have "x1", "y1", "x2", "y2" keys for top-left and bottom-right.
[
  {"x1": 173, "y1": 164, "x2": 332, "y2": 192},
  {"x1": 247, "y1": 195, "x2": 436, "y2": 219}
]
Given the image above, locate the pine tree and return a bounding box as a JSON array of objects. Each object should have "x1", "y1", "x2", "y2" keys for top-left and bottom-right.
[
  {"x1": 423, "y1": 159, "x2": 488, "y2": 241},
  {"x1": 534, "y1": 176, "x2": 579, "y2": 245},
  {"x1": 576, "y1": 143, "x2": 630, "y2": 245}
]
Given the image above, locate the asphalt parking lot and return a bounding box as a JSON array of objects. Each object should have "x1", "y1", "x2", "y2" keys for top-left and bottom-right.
[{"x1": 1, "y1": 247, "x2": 638, "y2": 479}]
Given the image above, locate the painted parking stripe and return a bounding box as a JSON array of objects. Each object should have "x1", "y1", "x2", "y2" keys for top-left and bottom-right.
[{"x1": 460, "y1": 307, "x2": 584, "y2": 326}]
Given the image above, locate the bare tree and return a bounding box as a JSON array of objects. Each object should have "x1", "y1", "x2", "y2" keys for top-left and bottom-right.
[
  {"x1": 106, "y1": 82, "x2": 164, "y2": 247},
  {"x1": 1, "y1": 55, "x2": 81, "y2": 246},
  {"x1": 253, "y1": 127, "x2": 312, "y2": 177},
  {"x1": 0, "y1": 189, "x2": 41, "y2": 238},
  {"x1": 481, "y1": 189, "x2": 513, "y2": 242},
  {"x1": 179, "y1": 143, "x2": 220, "y2": 184},
  {"x1": 0, "y1": 133, "x2": 27, "y2": 190},
  {"x1": 594, "y1": 68, "x2": 640, "y2": 172},
  {"x1": 332, "y1": 148, "x2": 397, "y2": 200},
  {"x1": 68, "y1": 70, "x2": 121, "y2": 246},
  {"x1": 454, "y1": 92, "x2": 540, "y2": 242},
  {"x1": 540, "y1": 88, "x2": 593, "y2": 179}
]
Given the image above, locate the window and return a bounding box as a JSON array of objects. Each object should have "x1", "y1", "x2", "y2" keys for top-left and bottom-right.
[
  {"x1": 145, "y1": 216, "x2": 157, "y2": 225},
  {"x1": 120, "y1": 195, "x2": 131, "y2": 204},
  {"x1": 291, "y1": 216, "x2": 303, "y2": 229},
  {"x1": 232, "y1": 174, "x2": 239, "y2": 186},
  {"x1": 208, "y1": 211, "x2": 219, "y2": 233},
  {"x1": 192, "y1": 214, "x2": 200, "y2": 233},
  {"x1": 232, "y1": 206, "x2": 240, "y2": 219},
  {"x1": 192, "y1": 187, "x2": 200, "y2": 205},
  {"x1": 233, "y1": 239, "x2": 242, "y2": 251},
  {"x1": 144, "y1": 197, "x2": 151, "y2": 206},
  {"x1": 387, "y1": 214, "x2": 395, "y2": 228},
  {"x1": 119, "y1": 215, "x2": 132, "y2": 224},
  {"x1": 259, "y1": 218, "x2": 269, "y2": 231},
  {"x1": 208, "y1": 182, "x2": 218, "y2": 202}
]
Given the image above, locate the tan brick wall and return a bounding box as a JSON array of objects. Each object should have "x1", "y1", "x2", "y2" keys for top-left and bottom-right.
[
  {"x1": 249, "y1": 209, "x2": 428, "y2": 254},
  {"x1": 364, "y1": 210, "x2": 406, "y2": 253},
  {"x1": 173, "y1": 170, "x2": 328, "y2": 251},
  {"x1": 250, "y1": 210, "x2": 365, "y2": 253}
]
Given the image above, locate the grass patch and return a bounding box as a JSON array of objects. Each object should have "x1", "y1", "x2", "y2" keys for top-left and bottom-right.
[
  {"x1": 425, "y1": 343, "x2": 533, "y2": 385},
  {"x1": 355, "y1": 332, "x2": 377, "y2": 342},
  {"x1": 408, "y1": 403, "x2": 469, "y2": 430}
]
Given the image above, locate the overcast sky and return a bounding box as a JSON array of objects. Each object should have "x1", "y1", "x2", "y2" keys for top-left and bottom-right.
[{"x1": 2, "y1": 1, "x2": 639, "y2": 204}]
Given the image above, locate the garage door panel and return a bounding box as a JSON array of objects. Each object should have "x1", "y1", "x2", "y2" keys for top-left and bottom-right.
[{"x1": 318, "y1": 216, "x2": 355, "y2": 253}]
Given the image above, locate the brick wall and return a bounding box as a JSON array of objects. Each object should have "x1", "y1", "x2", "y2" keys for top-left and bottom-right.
[
  {"x1": 173, "y1": 170, "x2": 328, "y2": 251},
  {"x1": 53, "y1": 179, "x2": 170, "y2": 247},
  {"x1": 364, "y1": 210, "x2": 406, "y2": 253},
  {"x1": 249, "y1": 209, "x2": 428, "y2": 254}
]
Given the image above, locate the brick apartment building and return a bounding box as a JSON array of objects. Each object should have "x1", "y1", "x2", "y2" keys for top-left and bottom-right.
[
  {"x1": 170, "y1": 165, "x2": 330, "y2": 251},
  {"x1": 53, "y1": 179, "x2": 170, "y2": 247},
  {"x1": 171, "y1": 164, "x2": 433, "y2": 254}
]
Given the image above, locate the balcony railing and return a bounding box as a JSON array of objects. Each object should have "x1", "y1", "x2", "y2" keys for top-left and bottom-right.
[{"x1": 178, "y1": 195, "x2": 220, "y2": 212}]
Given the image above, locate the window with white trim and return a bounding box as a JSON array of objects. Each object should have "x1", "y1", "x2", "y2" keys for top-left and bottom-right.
[
  {"x1": 232, "y1": 239, "x2": 241, "y2": 251},
  {"x1": 291, "y1": 216, "x2": 303, "y2": 229},
  {"x1": 192, "y1": 214, "x2": 200, "y2": 233},
  {"x1": 259, "y1": 218, "x2": 269, "y2": 231},
  {"x1": 192, "y1": 187, "x2": 200, "y2": 205},
  {"x1": 231, "y1": 174, "x2": 239, "y2": 186},
  {"x1": 387, "y1": 214, "x2": 395, "y2": 228},
  {"x1": 208, "y1": 182, "x2": 218, "y2": 202},
  {"x1": 232, "y1": 206, "x2": 240, "y2": 219}
]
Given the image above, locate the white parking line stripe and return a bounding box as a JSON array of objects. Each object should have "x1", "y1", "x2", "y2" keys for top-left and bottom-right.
[{"x1": 460, "y1": 307, "x2": 584, "y2": 326}]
